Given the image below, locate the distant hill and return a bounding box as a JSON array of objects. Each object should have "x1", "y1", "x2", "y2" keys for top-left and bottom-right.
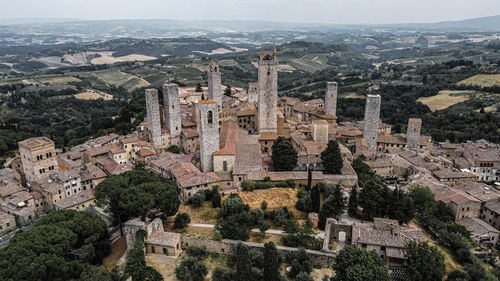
[{"x1": 395, "y1": 15, "x2": 500, "y2": 32}]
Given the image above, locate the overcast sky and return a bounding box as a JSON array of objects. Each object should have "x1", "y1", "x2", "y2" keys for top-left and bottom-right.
[{"x1": 1, "y1": 0, "x2": 500, "y2": 24}]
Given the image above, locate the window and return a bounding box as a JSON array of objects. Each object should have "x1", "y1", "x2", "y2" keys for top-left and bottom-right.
[
  {"x1": 223, "y1": 161, "x2": 228, "y2": 172},
  {"x1": 151, "y1": 246, "x2": 155, "y2": 253},
  {"x1": 361, "y1": 244, "x2": 367, "y2": 248},
  {"x1": 6, "y1": 223, "x2": 9, "y2": 227},
  {"x1": 207, "y1": 110, "x2": 213, "y2": 124},
  {"x1": 163, "y1": 248, "x2": 167, "y2": 255}
]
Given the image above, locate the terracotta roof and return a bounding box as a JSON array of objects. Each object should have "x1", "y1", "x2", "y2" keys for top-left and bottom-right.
[
  {"x1": 182, "y1": 128, "x2": 199, "y2": 139},
  {"x1": 181, "y1": 119, "x2": 197, "y2": 128},
  {"x1": 80, "y1": 163, "x2": 107, "y2": 182},
  {"x1": 145, "y1": 231, "x2": 181, "y2": 247},
  {"x1": 353, "y1": 222, "x2": 426, "y2": 249},
  {"x1": 259, "y1": 133, "x2": 278, "y2": 140},
  {"x1": 109, "y1": 144, "x2": 126, "y2": 154},
  {"x1": 18, "y1": 137, "x2": 53, "y2": 149},
  {"x1": 171, "y1": 162, "x2": 219, "y2": 188},
  {"x1": 121, "y1": 136, "x2": 140, "y2": 144},
  {"x1": 0, "y1": 211, "x2": 15, "y2": 224},
  {"x1": 93, "y1": 133, "x2": 119, "y2": 145},
  {"x1": 54, "y1": 190, "x2": 95, "y2": 209},
  {"x1": 214, "y1": 121, "x2": 238, "y2": 156},
  {"x1": 139, "y1": 148, "x2": 155, "y2": 157}
]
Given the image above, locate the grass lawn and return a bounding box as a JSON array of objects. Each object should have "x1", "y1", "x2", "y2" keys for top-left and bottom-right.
[
  {"x1": 458, "y1": 74, "x2": 500, "y2": 87},
  {"x1": 177, "y1": 201, "x2": 220, "y2": 224},
  {"x1": 431, "y1": 241, "x2": 463, "y2": 274},
  {"x1": 102, "y1": 236, "x2": 127, "y2": 271},
  {"x1": 237, "y1": 188, "x2": 308, "y2": 221},
  {"x1": 417, "y1": 90, "x2": 472, "y2": 112}
]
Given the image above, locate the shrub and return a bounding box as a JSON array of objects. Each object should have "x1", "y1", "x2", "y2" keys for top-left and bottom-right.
[
  {"x1": 125, "y1": 230, "x2": 163, "y2": 281},
  {"x1": 187, "y1": 191, "x2": 205, "y2": 207},
  {"x1": 186, "y1": 245, "x2": 207, "y2": 259},
  {"x1": 175, "y1": 257, "x2": 208, "y2": 281},
  {"x1": 174, "y1": 213, "x2": 191, "y2": 229}
]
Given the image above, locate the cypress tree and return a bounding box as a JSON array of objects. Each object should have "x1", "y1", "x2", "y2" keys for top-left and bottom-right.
[
  {"x1": 306, "y1": 168, "x2": 312, "y2": 191},
  {"x1": 348, "y1": 186, "x2": 358, "y2": 216},
  {"x1": 263, "y1": 242, "x2": 281, "y2": 281},
  {"x1": 271, "y1": 136, "x2": 298, "y2": 171},
  {"x1": 311, "y1": 185, "x2": 321, "y2": 213},
  {"x1": 321, "y1": 140, "x2": 343, "y2": 174},
  {"x1": 235, "y1": 243, "x2": 253, "y2": 281}
]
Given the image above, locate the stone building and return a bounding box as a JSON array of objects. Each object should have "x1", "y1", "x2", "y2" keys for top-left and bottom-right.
[
  {"x1": 457, "y1": 217, "x2": 500, "y2": 245},
  {"x1": 163, "y1": 83, "x2": 182, "y2": 145},
  {"x1": 199, "y1": 100, "x2": 220, "y2": 173},
  {"x1": 0, "y1": 211, "x2": 16, "y2": 235},
  {"x1": 312, "y1": 120, "x2": 329, "y2": 143},
  {"x1": 248, "y1": 82, "x2": 258, "y2": 103},
  {"x1": 406, "y1": 118, "x2": 422, "y2": 150},
  {"x1": 213, "y1": 121, "x2": 238, "y2": 173},
  {"x1": 144, "y1": 88, "x2": 163, "y2": 149},
  {"x1": 325, "y1": 82, "x2": 337, "y2": 116},
  {"x1": 257, "y1": 50, "x2": 278, "y2": 135},
  {"x1": 18, "y1": 137, "x2": 59, "y2": 184},
  {"x1": 207, "y1": 62, "x2": 222, "y2": 109},
  {"x1": 363, "y1": 94, "x2": 381, "y2": 150},
  {"x1": 180, "y1": 128, "x2": 199, "y2": 155}
]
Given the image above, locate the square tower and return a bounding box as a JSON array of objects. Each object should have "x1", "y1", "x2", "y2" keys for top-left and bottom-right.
[
  {"x1": 248, "y1": 82, "x2": 258, "y2": 103},
  {"x1": 207, "y1": 62, "x2": 222, "y2": 109},
  {"x1": 199, "y1": 100, "x2": 220, "y2": 173},
  {"x1": 163, "y1": 83, "x2": 182, "y2": 144},
  {"x1": 407, "y1": 118, "x2": 422, "y2": 149},
  {"x1": 363, "y1": 94, "x2": 381, "y2": 150},
  {"x1": 312, "y1": 120, "x2": 329, "y2": 143},
  {"x1": 257, "y1": 50, "x2": 278, "y2": 135},
  {"x1": 325, "y1": 82, "x2": 338, "y2": 116},
  {"x1": 145, "y1": 88, "x2": 163, "y2": 149},
  {"x1": 18, "y1": 137, "x2": 59, "y2": 184}
]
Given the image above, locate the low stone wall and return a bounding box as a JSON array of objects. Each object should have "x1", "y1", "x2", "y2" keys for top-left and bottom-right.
[
  {"x1": 181, "y1": 236, "x2": 336, "y2": 268},
  {"x1": 323, "y1": 174, "x2": 358, "y2": 187}
]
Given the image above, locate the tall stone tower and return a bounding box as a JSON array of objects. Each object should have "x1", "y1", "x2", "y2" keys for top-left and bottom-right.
[
  {"x1": 257, "y1": 50, "x2": 278, "y2": 135},
  {"x1": 325, "y1": 82, "x2": 338, "y2": 116},
  {"x1": 407, "y1": 118, "x2": 422, "y2": 149},
  {"x1": 18, "y1": 137, "x2": 59, "y2": 184},
  {"x1": 207, "y1": 62, "x2": 222, "y2": 109},
  {"x1": 145, "y1": 88, "x2": 163, "y2": 149},
  {"x1": 363, "y1": 94, "x2": 381, "y2": 150},
  {"x1": 248, "y1": 82, "x2": 258, "y2": 103},
  {"x1": 163, "y1": 83, "x2": 181, "y2": 145},
  {"x1": 199, "y1": 100, "x2": 220, "y2": 173}
]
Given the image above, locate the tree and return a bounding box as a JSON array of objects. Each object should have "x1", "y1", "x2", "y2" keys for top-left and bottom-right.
[
  {"x1": 196, "y1": 83, "x2": 203, "y2": 92},
  {"x1": 215, "y1": 195, "x2": 254, "y2": 241},
  {"x1": 186, "y1": 245, "x2": 207, "y2": 259},
  {"x1": 282, "y1": 219, "x2": 321, "y2": 250},
  {"x1": 211, "y1": 186, "x2": 222, "y2": 208},
  {"x1": 319, "y1": 187, "x2": 346, "y2": 230},
  {"x1": 166, "y1": 144, "x2": 181, "y2": 154},
  {"x1": 212, "y1": 266, "x2": 235, "y2": 281},
  {"x1": 188, "y1": 191, "x2": 205, "y2": 207},
  {"x1": 332, "y1": 246, "x2": 390, "y2": 281},
  {"x1": 119, "y1": 186, "x2": 155, "y2": 221},
  {"x1": 287, "y1": 248, "x2": 312, "y2": 279},
  {"x1": 348, "y1": 186, "x2": 358, "y2": 216},
  {"x1": 446, "y1": 270, "x2": 469, "y2": 281},
  {"x1": 306, "y1": 168, "x2": 312, "y2": 191},
  {"x1": 295, "y1": 272, "x2": 314, "y2": 281},
  {"x1": 261, "y1": 200, "x2": 268, "y2": 211},
  {"x1": 404, "y1": 241, "x2": 445, "y2": 281},
  {"x1": 259, "y1": 221, "x2": 271, "y2": 235},
  {"x1": 174, "y1": 213, "x2": 191, "y2": 229},
  {"x1": 224, "y1": 85, "x2": 232, "y2": 96},
  {"x1": 311, "y1": 184, "x2": 321, "y2": 213},
  {"x1": 271, "y1": 136, "x2": 298, "y2": 171},
  {"x1": 263, "y1": 242, "x2": 282, "y2": 281},
  {"x1": 321, "y1": 140, "x2": 343, "y2": 174},
  {"x1": 235, "y1": 243, "x2": 254, "y2": 281},
  {"x1": 175, "y1": 257, "x2": 208, "y2": 281}
]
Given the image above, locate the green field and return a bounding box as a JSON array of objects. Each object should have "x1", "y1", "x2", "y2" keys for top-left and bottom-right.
[{"x1": 93, "y1": 70, "x2": 149, "y2": 92}]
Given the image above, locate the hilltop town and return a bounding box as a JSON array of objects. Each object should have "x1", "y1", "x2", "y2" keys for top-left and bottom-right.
[{"x1": 0, "y1": 46, "x2": 499, "y2": 281}]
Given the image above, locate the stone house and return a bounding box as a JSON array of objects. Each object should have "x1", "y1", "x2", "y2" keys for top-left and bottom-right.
[
  {"x1": 120, "y1": 136, "x2": 141, "y2": 162},
  {"x1": 457, "y1": 217, "x2": 500, "y2": 245},
  {"x1": 170, "y1": 162, "x2": 220, "y2": 201},
  {"x1": 0, "y1": 211, "x2": 16, "y2": 235},
  {"x1": 54, "y1": 189, "x2": 96, "y2": 211},
  {"x1": 180, "y1": 128, "x2": 199, "y2": 155},
  {"x1": 432, "y1": 169, "x2": 477, "y2": 185},
  {"x1": 213, "y1": 121, "x2": 238, "y2": 173},
  {"x1": 481, "y1": 200, "x2": 500, "y2": 231},
  {"x1": 109, "y1": 144, "x2": 127, "y2": 165}
]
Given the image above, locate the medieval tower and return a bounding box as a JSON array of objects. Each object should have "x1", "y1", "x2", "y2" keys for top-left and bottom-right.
[
  {"x1": 145, "y1": 88, "x2": 163, "y2": 149},
  {"x1": 199, "y1": 100, "x2": 220, "y2": 173},
  {"x1": 207, "y1": 62, "x2": 222, "y2": 109},
  {"x1": 257, "y1": 50, "x2": 278, "y2": 135},
  {"x1": 407, "y1": 118, "x2": 422, "y2": 149},
  {"x1": 248, "y1": 82, "x2": 258, "y2": 103},
  {"x1": 325, "y1": 82, "x2": 338, "y2": 116},
  {"x1": 363, "y1": 94, "x2": 381, "y2": 150},
  {"x1": 163, "y1": 83, "x2": 181, "y2": 145}
]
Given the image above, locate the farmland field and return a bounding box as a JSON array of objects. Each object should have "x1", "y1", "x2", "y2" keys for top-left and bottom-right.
[
  {"x1": 458, "y1": 74, "x2": 500, "y2": 87},
  {"x1": 418, "y1": 90, "x2": 473, "y2": 112},
  {"x1": 93, "y1": 70, "x2": 149, "y2": 92},
  {"x1": 36, "y1": 76, "x2": 81, "y2": 84},
  {"x1": 74, "y1": 90, "x2": 113, "y2": 100}
]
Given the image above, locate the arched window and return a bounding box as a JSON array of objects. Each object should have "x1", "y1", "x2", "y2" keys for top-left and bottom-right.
[{"x1": 207, "y1": 110, "x2": 213, "y2": 125}]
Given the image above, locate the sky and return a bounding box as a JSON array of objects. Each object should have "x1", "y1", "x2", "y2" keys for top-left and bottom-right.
[{"x1": 1, "y1": 0, "x2": 500, "y2": 24}]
